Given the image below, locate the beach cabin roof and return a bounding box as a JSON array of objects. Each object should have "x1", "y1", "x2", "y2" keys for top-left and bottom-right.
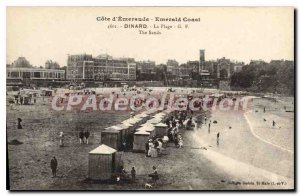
[
  {"x1": 121, "y1": 119, "x2": 134, "y2": 125},
  {"x1": 123, "y1": 117, "x2": 142, "y2": 125},
  {"x1": 154, "y1": 112, "x2": 166, "y2": 117},
  {"x1": 135, "y1": 113, "x2": 149, "y2": 118},
  {"x1": 154, "y1": 122, "x2": 168, "y2": 127},
  {"x1": 137, "y1": 125, "x2": 155, "y2": 132},
  {"x1": 145, "y1": 110, "x2": 157, "y2": 115},
  {"x1": 119, "y1": 122, "x2": 133, "y2": 128},
  {"x1": 122, "y1": 121, "x2": 134, "y2": 129},
  {"x1": 89, "y1": 144, "x2": 117, "y2": 155},
  {"x1": 147, "y1": 117, "x2": 162, "y2": 124},
  {"x1": 134, "y1": 131, "x2": 150, "y2": 135},
  {"x1": 105, "y1": 125, "x2": 123, "y2": 131},
  {"x1": 139, "y1": 122, "x2": 155, "y2": 127},
  {"x1": 102, "y1": 128, "x2": 120, "y2": 133}
]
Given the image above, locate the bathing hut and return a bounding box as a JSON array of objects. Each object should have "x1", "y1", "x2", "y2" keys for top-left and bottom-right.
[
  {"x1": 107, "y1": 124, "x2": 129, "y2": 146},
  {"x1": 154, "y1": 122, "x2": 168, "y2": 138},
  {"x1": 136, "y1": 124, "x2": 156, "y2": 137},
  {"x1": 122, "y1": 118, "x2": 138, "y2": 130},
  {"x1": 88, "y1": 144, "x2": 118, "y2": 180},
  {"x1": 135, "y1": 113, "x2": 150, "y2": 124},
  {"x1": 133, "y1": 131, "x2": 150, "y2": 152},
  {"x1": 101, "y1": 127, "x2": 121, "y2": 150},
  {"x1": 147, "y1": 117, "x2": 162, "y2": 125},
  {"x1": 119, "y1": 121, "x2": 136, "y2": 150}
]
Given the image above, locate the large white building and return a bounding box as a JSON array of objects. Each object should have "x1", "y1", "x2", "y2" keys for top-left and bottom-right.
[
  {"x1": 67, "y1": 54, "x2": 136, "y2": 81},
  {"x1": 6, "y1": 67, "x2": 65, "y2": 80}
]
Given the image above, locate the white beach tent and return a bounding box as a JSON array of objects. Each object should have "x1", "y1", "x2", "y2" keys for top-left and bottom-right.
[
  {"x1": 133, "y1": 131, "x2": 150, "y2": 152},
  {"x1": 88, "y1": 144, "x2": 119, "y2": 180},
  {"x1": 154, "y1": 122, "x2": 168, "y2": 137}
]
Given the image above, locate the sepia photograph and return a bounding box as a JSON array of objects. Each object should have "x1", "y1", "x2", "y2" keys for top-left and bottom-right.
[{"x1": 6, "y1": 7, "x2": 295, "y2": 190}]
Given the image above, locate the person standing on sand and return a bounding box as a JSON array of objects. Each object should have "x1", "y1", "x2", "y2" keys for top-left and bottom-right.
[
  {"x1": 131, "y1": 166, "x2": 136, "y2": 181},
  {"x1": 50, "y1": 156, "x2": 58, "y2": 177},
  {"x1": 84, "y1": 130, "x2": 90, "y2": 144},
  {"x1": 145, "y1": 140, "x2": 150, "y2": 157},
  {"x1": 208, "y1": 122, "x2": 211, "y2": 134},
  {"x1": 272, "y1": 120, "x2": 276, "y2": 128},
  {"x1": 59, "y1": 132, "x2": 64, "y2": 147},
  {"x1": 17, "y1": 118, "x2": 22, "y2": 129},
  {"x1": 217, "y1": 132, "x2": 220, "y2": 146}
]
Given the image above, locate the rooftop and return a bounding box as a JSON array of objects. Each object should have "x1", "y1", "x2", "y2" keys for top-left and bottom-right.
[{"x1": 89, "y1": 144, "x2": 117, "y2": 155}]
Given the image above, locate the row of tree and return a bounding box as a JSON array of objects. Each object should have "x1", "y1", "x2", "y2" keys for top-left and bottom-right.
[
  {"x1": 230, "y1": 60, "x2": 294, "y2": 95},
  {"x1": 8, "y1": 57, "x2": 61, "y2": 69}
]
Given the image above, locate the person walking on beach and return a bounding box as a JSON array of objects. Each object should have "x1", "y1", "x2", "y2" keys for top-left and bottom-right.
[
  {"x1": 79, "y1": 130, "x2": 84, "y2": 144},
  {"x1": 84, "y1": 130, "x2": 90, "y2": 144},
  {"x1": 50, "y1": 156, "x2": 58, "y2": 177},
  {"x1": 59, "y1": 132, "x2": 64, "y2": 147},
  {"x1": 208, "y1": 122, "x2": 211, "y2": 134},
  {"x1": 272, "y1": 120, "x2": 276, "y2": 128},
  {"x1": 17, "y1": 118, "x2": 22, "y2": 129},
  {"x1": 131, "y1": 166, "x2": 136, "y2": 181},
  {"x1": 216, "y1": 132, "x2": 220, "y2": 147}
]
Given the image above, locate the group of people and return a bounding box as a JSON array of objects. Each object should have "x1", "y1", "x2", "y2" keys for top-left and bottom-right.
[
  {"x1": 79, "y1": 130, "x2": 90, "y2": 144},
  {"x1": 117, "y1": 165, "x2": 159, "y2": 184},
  {"x1": 9, "y1": 90, "x2": 38, "y2": 106},
  {"x1": 166, "y1": 113, "x2": 188, "y2": 148},
  {"x1": 145, "y1": 138, "x2": 163, "y2": 158},
  {"x1": 117, "y1": 166, "x2": 136, "y2": 182}
]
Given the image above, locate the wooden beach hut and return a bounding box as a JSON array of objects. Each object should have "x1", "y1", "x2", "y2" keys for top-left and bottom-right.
[
  {"x1": 154, "y1": 122, "x2": 168, "y2": 138},
  {"x1": 88, "y1": 144, "x2": 118, "y2": 180},
  {"x1": 101, "y1": 127, "x2": 121, "y2": 150},
  {"x1": 119, "y1": 121, "x2": 136, "y2": 150},
  {"x1": 147, "y1": 117, "x2": 162, "y2": 125},
  {"x1": 136, "y1": 124, "x2": 156, "y2": 137},
  {"x1": 133, "y1": 131, "x2": 150, "y2": 152},
  {"x1": 115, "y1": 123, "x2": 130, "y2": 142},
  {"x1": 135, "y1": 113, "x2": 150, "y2": 124},
  {"x1": 153, "y1": 112, "x2": 168, "y2": 121}
]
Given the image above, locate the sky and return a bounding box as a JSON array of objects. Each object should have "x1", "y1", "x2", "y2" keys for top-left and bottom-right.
[{"x1": 7, "y1": 7, "x2": 294, "y2": 67}]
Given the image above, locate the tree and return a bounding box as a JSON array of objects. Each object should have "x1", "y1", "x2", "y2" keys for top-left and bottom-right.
[
  {"x1": 230, "y1": 60, "x2": 294, "y2": 95},
  {"x1": 12, "y1": 57, "x2": 32, "y2": 68},
  {"x1": 45, "y1": 60, "x2": 60, "y2": 69}
]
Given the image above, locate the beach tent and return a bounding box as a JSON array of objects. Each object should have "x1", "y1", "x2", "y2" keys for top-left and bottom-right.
[
  {"x1": 145, "y1": 109, "x2": 158, "y2": 116},
  {"x1": 135, "y1": 113, "x2": 149, "y2": 118},
  {"x1": 147, "y1": 117, "x2": 162, "y2": 125},
  {"x1": 133, "y1": 131, "x2": 150, "y2": 152},
  {"x1": 122, "y1": 117, "x2": 142, "y2": 129},
  {"x1": 134, "y1": 113, "x2": 150, "y2": 124},
  {"x1": 105, "y1": 125, "x2": 125, "y2": 144},
  {"x1": 101, "y1": 128, "x2": 121, "y2": 150},
  {"x1": 136, "y1": 124, "x2": 156, "y2": 137},
  {"x1": 120, "y1": 121, "x2": 135, "y2": 133},
  {"x1": 115, "y1": 123, "x2": 131, "y2": 140},
  {"x1": 88, "y1": 144, "x2": 120, "y2": 180},
  {"x1": 119, "y1": 121, "x2": 137, "y2": 149},
  {"x1": 154, "y1": 122, "x2": 168, "y2": 137},
  {"x1": 153, "y1": 112, "x2": 167, "y2": 121}
]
